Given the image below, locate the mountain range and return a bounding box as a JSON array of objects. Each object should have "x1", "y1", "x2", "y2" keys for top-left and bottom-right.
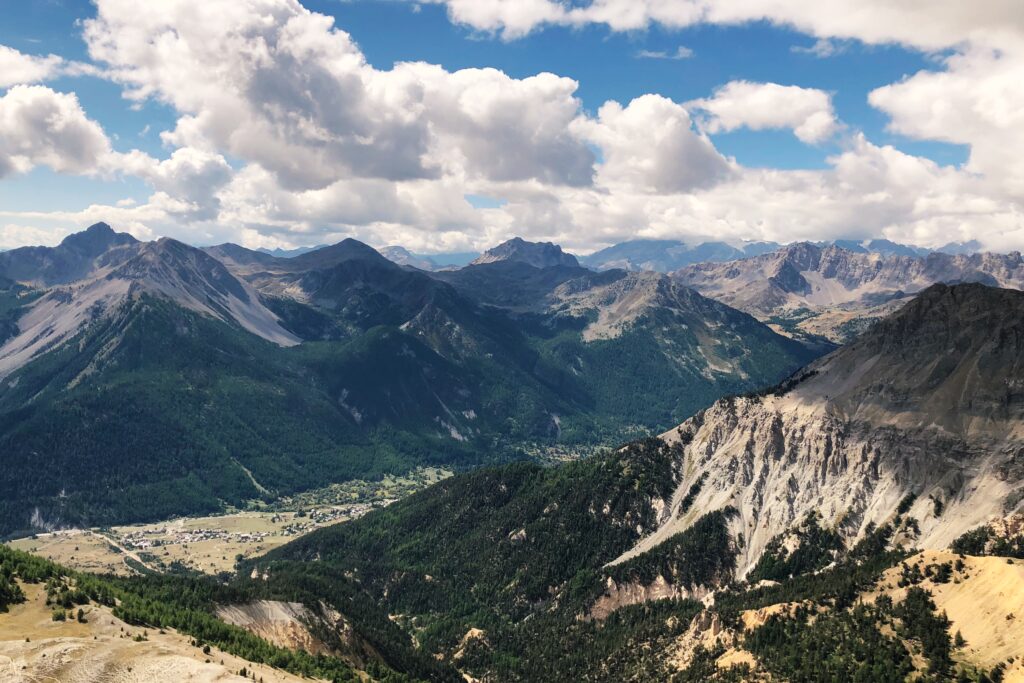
[
  {"x1": 0, "y1": 224, "x2": 815, "y2": 536},
  {"x1": 560, "y1": 237, "x2": 983, "y2": 273},
  {"x1": 265, "y1": 236, "x2": 983, "y2": 275},
  {"x1": 3, "y1": 223, "x2": 1024, "y2": 681}
]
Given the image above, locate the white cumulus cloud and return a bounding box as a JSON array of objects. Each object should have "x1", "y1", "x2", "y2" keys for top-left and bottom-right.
[
  {"x1": 869, "y1": 46, "x2": 1024, "y2": 196},
  {"x1": 83, "y1": 0, "x2": 594, "y2": 191},
  {"x1": 690, "y1": 81, "x2": 839, "y2": 144},
  {"x1": 574, "y1": 94, "x2": 732, "y2": 193},
  {"x1": 0, "y1": 85, "x2": 113, "y2": 178},
  {"x1": 424, "y1": 0, "x2": 1024, "y2": 51},
  {"x1": 0, "y1": 46, "x2": 67, "y2": 88}
]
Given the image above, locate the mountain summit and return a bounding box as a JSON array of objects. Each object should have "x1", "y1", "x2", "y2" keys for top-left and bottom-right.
[
  {"x1": 470, "y1": 237, "x2": 579, "y2": 268},
  {"x1": 0, "y1": 222, "x2": 139, "y2": 286},
  {"x1": 0, "y1": 227, "x2": 298, "y2": 379},
  {"x1": 617, "y1": 282, "x2": 1024, "y2": 575},
  {"x1": 58, "y1": 222, "x2": 138, "y2": 256}
]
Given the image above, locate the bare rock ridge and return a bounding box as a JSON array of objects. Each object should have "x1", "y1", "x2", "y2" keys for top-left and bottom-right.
[
  {"x1": 614, "y1": 283, "x2": 1024, "y2": 576},
  {"x1": 0, "y1": 227, "x2": 299, "y2": 377},
  {"x1": 674, "y1": 241, "x2": 1024, "y2": 333},
  {"x1": 470, "y1": 236, "x2": 580, "y2": 268},
  {"x1": 672, "y1": 241, "x2": 1024, "y2": 345}
]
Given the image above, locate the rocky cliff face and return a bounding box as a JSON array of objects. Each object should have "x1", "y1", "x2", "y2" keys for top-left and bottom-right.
[
  {"x1": 675, "y1": 242, "x2": 1024, "y2": 343},
  {"x1": 612, "y1": 284, "x2": 1024, "y2": 576}
]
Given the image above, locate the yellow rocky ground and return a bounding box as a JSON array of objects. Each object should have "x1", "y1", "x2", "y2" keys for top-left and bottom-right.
[{"x1": 869, "y1": 549, "x2": 1024, "y2": 682}]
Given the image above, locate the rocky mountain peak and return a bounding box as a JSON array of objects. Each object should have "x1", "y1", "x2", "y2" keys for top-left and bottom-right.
[
  {"x1": 620, "y1": 283, "x2": 1024, "y2": 578},
  {"x1": 471, "y1": 237, "x2": 579, "y2": 269},
  {"x1": 0, "y1": 222, "x2": 140, "y2": 287},
  {"x1": 58, "y1": 222, "x2": 138, "y2": 256},
  {"x1": 379, "y1": 246, "x2": 437, "y2": 271},
  {"x1": 860, "y1": 281, "x2": 1019, "y2": 349},
  {"x1": 803, "y1": 282, "x2": 1024, "y2": 432},
  {"x1": 776, "y1": 241, "x2": 822, "y2": 270},
  {"x1": 289, "y1": 238, "x2": 390, "y2": 271}
]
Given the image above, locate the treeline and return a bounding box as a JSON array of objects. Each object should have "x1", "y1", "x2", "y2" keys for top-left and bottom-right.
[
  {"x1": 714, "y1": 522, "x2": 906, "y2": 624},
  {"x1": 744, "y1": 586, "x2": 954, "y2": 682},
  {"x1": 606, "y1": 508, "x2": 737, "y2": 587},
  {"x1": 747, "y1": 602, "x2": 914, "y2": 682}
]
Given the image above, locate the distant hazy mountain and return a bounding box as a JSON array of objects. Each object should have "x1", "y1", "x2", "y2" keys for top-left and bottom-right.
[
  {"x1": 256, "y1": 244, "x2": 326, "y2": 258},
  {"x1": 827, "y1": 238, "x2": 929, "y2": 257},
  {"x1": 936, "y1": 239, "x2": 984, "y2": 255},
  {"x1": 470, "y1": 237, "x2": 580, "y2": 268},
  {"x1": 378, "y1": 246, "x2": 478, "y2": 271},
  {"x1": 378, "y1": 246, "x2": 437, "y2": 270},
  {"x1": 581, "y1": 239, "x2": 779, "y2": 272},
  {"x1": 581, "y1": 237, "x2": 991, "y2": 273},
  {"x1": 675, "y1": 241, "x2": 1024, "y2": 342}
]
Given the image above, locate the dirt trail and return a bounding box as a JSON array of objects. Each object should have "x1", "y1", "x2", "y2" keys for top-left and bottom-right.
[{"x1": 85, "y1": 531, "x2": 158, "y2": 573}]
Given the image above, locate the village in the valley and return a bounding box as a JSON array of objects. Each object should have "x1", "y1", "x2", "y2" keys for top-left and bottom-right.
[
  {"x1": 116, "y1": 503, "x2": 372, "y2": 553},
  {"x1": 10, "y1": 467, "x2": 451, "y2": 576}
]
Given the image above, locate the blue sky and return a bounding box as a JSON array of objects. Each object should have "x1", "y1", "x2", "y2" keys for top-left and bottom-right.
[
  {"x1": 0, "y1": 0, "x2": 1019, "y2": 252},
  {"x1": 316, "y1": 1, "x2": 966, "y2": 167}
]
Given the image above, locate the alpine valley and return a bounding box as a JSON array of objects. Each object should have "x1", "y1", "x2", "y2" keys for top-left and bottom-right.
[
  {"x1": 0, "y1": 223, "x2": 815, "y2": 536},
  {"x1": 3, "y1": 226, "x2": 1024, "y2": 682}
]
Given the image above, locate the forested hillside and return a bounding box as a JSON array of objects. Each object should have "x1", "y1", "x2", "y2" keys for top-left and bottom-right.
[{"x1": 245, "y1": 438, "x2": 739, "y2": 680}]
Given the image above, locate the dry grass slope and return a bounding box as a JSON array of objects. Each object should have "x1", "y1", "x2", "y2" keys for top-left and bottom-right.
[{"x1": 0, "y1": 583, "x2": 322, "y2": 683}]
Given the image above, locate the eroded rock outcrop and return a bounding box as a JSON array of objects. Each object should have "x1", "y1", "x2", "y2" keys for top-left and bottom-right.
[{"x1": 614, "y1": 284, "x2": 1024, "y2": 576}]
